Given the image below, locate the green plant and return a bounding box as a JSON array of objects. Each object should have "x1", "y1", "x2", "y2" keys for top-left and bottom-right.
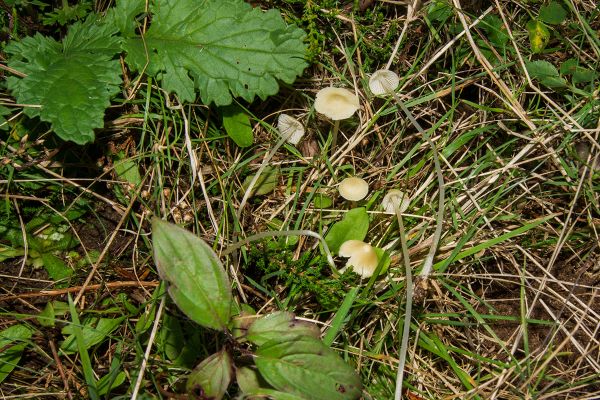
[
  {"x1": 5, "y1": 0, "x2": 307, "y2": 144},
  {"x1": 152, "y1": 218, "x2": 362, "y2": 399}
]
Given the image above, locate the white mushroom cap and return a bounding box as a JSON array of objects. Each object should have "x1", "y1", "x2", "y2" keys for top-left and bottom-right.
[
  {"x1": 339, "y1": 240, "x2": 379, "y2": 278},
  {"x1": 382, "y1": 189, "x2": 410, "y2": 214},
  {"x1": 314, "y1": 87, "x2": 360, "y2": 120},
  {"x1": 277, "y1": 114, "x2": 305, "y2": 145},
  {"x1": 338, "y1": 177, "x2": 369, "y2": 201},
  {"x1": 369, "y1": 69, "x2": 400, "y2": 96}
]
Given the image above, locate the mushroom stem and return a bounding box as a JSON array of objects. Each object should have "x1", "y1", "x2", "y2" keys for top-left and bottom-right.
[
  {"x1": 390, "y1": 92, "x2": 445, "y2": 280},
  {"x1": 330, "y1": 119, "x2": 340, "y2": 154},
  {"x1": 392, "y1": 199, "x2": 413, "y2": 400}
]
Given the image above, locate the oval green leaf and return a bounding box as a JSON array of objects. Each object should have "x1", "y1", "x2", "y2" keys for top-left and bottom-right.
[
  {"x1": 152, "y1": 218, "x2": 232, "y2": 330},
  {"x1": 325, "y1": 207, "x2": 369, "y2": 254},
  {"x1": 246, "y1": 311, "x2": 321, "y2": 346},
  {"x1": 526, "y1": 19, "x2": 550, "y2": 54},
  {"x1": 186, "y1": 349, "x2": 233, "y2": 399},
  {"x1": 255, "y1": 336, "x2": 362, "y2": 400},
  {"x1": 222, "y1": 104, "x2": 254, "y2": 148},
  {"x1": 539, "y1": 1, "x2": 567, "y2": 25}
]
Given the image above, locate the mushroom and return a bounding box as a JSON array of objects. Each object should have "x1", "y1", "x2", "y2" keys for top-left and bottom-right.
[
  {"x1": 314, "y1": 87, "x2": 360, "y2": 153},
  {"x1": 369, "y1": 69, "x2": 400, "y2": 96},
  {"x1": 339, "y1": 240, "x2": 379, "y2": 278},
  {"x1": 277, "y1": 114, "x2": 305, "y2": 145},
  {"x1": 382, "y1": 189, "x2": 410, "y2": 214},
  {"x1": 338, "y1": 177, "x2": 369, "y2": 203}
]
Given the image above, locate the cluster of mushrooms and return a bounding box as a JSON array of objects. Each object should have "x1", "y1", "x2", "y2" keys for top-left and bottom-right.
[{"x1": 275, "y1": 69, "x2": 411, "y2": 280}]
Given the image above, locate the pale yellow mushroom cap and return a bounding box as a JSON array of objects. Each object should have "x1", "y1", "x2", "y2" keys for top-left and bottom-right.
[
  {"x1": 338, "y1": 177, "x2": 369, "y2": 201},
  {"x1": 382, "y1": 189, "x2": 410, "y2": 214},
  {"x1": 314, "y1": 87, "x2": 360, "y2": 120},
  {"x1": 277, "y1": 114, "x2": 305, "y2": 145},
  {"x1": 339, "y1": 240, "x2": 379, "y2": 278},
  {"x1": 368, "y1": 69, "x2": 400, "y2": 96}
]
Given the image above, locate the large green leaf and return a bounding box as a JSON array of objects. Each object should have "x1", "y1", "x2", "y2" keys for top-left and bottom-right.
[
  {"x1": 152, "y1": 218, "x2": 232, "y2": 330},
  {"x1": 186, "y1": 349, "x2": 233, "y2": 399},
  {"x1": 246, "y1": 311, "x2": 321, "y2": 346},
  {"x1": 6, "y1": 19, "x2": 122, "y2": 144},
  {"x1": 0, "y1": 325, "x2": 33, "y2": 384},
  {"x1": 325, "y1": 207, "x2": 369, "y2": 254},
  {"x1": 122, "y1": 0, "x2": 307, "y2": 105},
  {"x1": 255, "y1": 336, "x2": 362, "y2": 400}
]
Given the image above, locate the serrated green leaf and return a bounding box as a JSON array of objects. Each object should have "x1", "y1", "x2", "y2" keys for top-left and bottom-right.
[
  {"x1": 0, "y1": 324, "x2": 33, "y2": 384},
  {"x1": 186, "y1": 349, "x2": 232, "y2": 399},
  {"x1": 525, "y1": 60, "x2": 567, "y2": 88},
  {"x1": 255, "y1": 336, "x2": 362, "y2": 400},
  {"x1": 242, "y1": 166, "x2": 279, "y2": 197},
  {"x1": 526, "y1": 19, "x2": 550, "y2": 54},
  {"x1": 152, "y1": 218, "x2": 232, "y2": 330},
  {"x1": 539, "y1": 1, "x2": 567, "y2": 25},
  {"x1": 325, "y1": 207, "x2": 369, "y2": 254},
  {"x1": 122, "y1": 0, "x2": 307, "y2": 105},
  {"x1": 246, "y1": 311, "x2": 321, "y2": 346},
  {"x1": 222, "y1": 104, "x2": 254, "y2": 147},
  {"x1": 6, "y1": 19, "x2": 122, "y2": 144}
]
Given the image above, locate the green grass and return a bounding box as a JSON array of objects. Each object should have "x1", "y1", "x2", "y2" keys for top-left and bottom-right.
[{"x1": 1, "y1": 0, "x2": 600, "y2": 398}]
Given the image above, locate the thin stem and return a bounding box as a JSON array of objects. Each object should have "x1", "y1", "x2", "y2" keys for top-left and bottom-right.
[
  {"x1": 390, "y1": 92, "x2": 445, "y2": 278},
  {"x1": 393, "y1": 200, "x2": 413, "y2": 400},
  {"x1": 330, "y1": 119, "x2": 340, "y2": 154},
  {"x1": 222, "y1": 229, "x2": 336, "y2": 271}
]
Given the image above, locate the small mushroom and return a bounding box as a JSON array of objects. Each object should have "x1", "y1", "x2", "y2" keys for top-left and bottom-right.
[
  {"x1": 382, "y1": 189, "x2": 410, "y2": 214},
  {"x1": 339, "y1": 240, "x2": 379, "y2": 278},
  {"x1": 314, "y1": 87, "x2": 360, "y2": 153},
  {"x1": 369, "y1": 69, "x2": 400, "y2": 96},
  {"x1": 338, "y1": 177, "x2": 369, "y2": 202},
  {"x1": 277, "y1": 114, "x2": 305, "y2": 145}
]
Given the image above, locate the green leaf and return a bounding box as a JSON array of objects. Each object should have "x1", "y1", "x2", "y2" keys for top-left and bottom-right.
[
  {"x1": 6, "y1": 19, "x2": 122, "y2": 144},
  {"x1": 242, "y1": 166, "x2": 279, "y2": 197},
  {"x1": 122, "y1": 0, "x2": 307, "y2": 105},
  {"x1": 526, "y1": 19, "x2": 550, "y2": 54},
  {"x1": 481, "y1": 15, "x2": 509, "y2": 48},
  {"x1": 525, "y1": 60, "x2": 567, "y2": 88},
  {"x1": 236, "y1": 366, "x2": 264, "y2": 395},
  {"x1": 41, "y1": 252, "x2": 73, "y2": 282},
  {"x1": 255, "y1": 336, "x2": 362, "y2": 400},
  {"x1": 158, "y1": 313, "x2": 185, "y2": 361},
  {"x1": 312, "y1": 194, "x2": 333, "y2": 209},
  {"x1": 61, "y1": 316, "x2": 125, "y2": 353},
  {"x1": 221, "y1": 104, "x2": 254, "y2": 148},
  {"x1": 0, "y1": 106, "x2": 11, "y2": 131},
  {"x1": 246, "y1": 311, "x2": 321, "y2": 346},
  {"x1": 37, "y1": 301, "x2": 69, "y2": 327},
  {"x1": 97, "y1": 370, "x2": 126, "y2": 396},
  {"x1": 152, "y1": 218, "x2": 232, "y2": 330},
  {"x1": 186, "y1": 349, "x2": 233, "y2": 400},
  {"x1": 325, "y1": 207, "x2": 369, "y2": 254},
  {"x1": 539, "y1": 1, "x2": 567, "y2": 25},
  {"x1": 113, "y1": 151, "x2": 142, "y2": 186},
  {"x1": 0, "y1": 244, "x2": 24, "y2": 262},
  {"x1": 560, "y1": 58, "x2": 598, "y2": 85},
  {"x1": 0, "y1": 324, "x2": 33, "y2": 384}
]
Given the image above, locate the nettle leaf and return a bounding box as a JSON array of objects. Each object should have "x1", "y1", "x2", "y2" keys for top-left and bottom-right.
[
  {"x1": 246, "y1": 311, "x2": 321, "y2": 346},
  {"x1": 122, "y1": 0, "x2": 307, "y2": 105},
  {"x1": 325, "y1": 207, "x2": 369, "y2": 254},
  {"x1": 255, "y1": 336, "x2": 362, "y2": 400},
  {"x1": 6, "y1": 19, "x2": 122, "y2": 144},
  {"x1": 152, "y1": 218, "x2": 232, "y2": 330},
  {"x1": 525, "y1": 60, "x2": 568, "y2": 88},
  {"x1": 186, "y1": 349, "x2": 233, "y2": 399}
]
